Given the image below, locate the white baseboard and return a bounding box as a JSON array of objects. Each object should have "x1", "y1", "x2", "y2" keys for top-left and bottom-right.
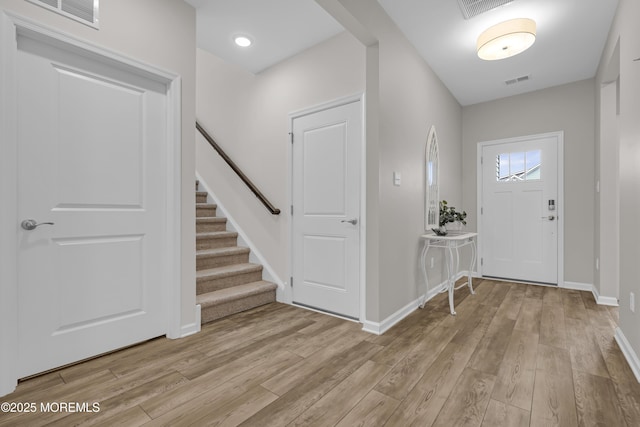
[
  {"x1": 195, "y1": 173, "x2": 285, "y2": 294},
  {"x1": 596, "y1": 296, "x2": 619, "y2": 306},
  {"x1": 562, "y1": 281, "x2": 593, "y2": 292},
  {"x1": 592, "y1": 286, "x2": 619, "y2": 306},
  {"x1": 563, "y1": 281, "x2": 619, "y2": 307},
  {"x1": 362, "y1": 298, "x2": 420, "y2": 335},
  {"x1": 361, "y1": 272, "x2": 469, "y2": 335},
  {"x1": 175, "y1": 304, "x2": 201, "y2": 338},
  {"x1": 615, "y1": 327, "x2": 640, "y2": 383}
]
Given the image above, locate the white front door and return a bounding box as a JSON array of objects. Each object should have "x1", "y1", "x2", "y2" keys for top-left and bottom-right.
[
  {"x1": 291, "y1": 99, "x2": 362, "y2": 319},
  {"x1": 16, "y1": 31, "x2": 167, "y2": 377},
  {"x1": 480, "y1": 133, "x2": 561, "y2": 284}
]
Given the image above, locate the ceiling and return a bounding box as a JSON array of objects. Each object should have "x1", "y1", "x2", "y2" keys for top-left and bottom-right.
[{"x1": 185, "y1": 0, "x2": 619, "y2": 106}]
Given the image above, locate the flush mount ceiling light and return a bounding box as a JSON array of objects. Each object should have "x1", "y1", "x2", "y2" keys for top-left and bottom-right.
[
  {"x1": 234, "y1": 36, "x2": 252, "y2": 47},
  {"x1": 477, "y1": 18, "x2": 536, "y2": 60}
]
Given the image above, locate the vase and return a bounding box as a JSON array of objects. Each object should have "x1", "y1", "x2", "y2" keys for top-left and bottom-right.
[{"x1": 431, "y1": 226, "x2": 448, "y2": 236}]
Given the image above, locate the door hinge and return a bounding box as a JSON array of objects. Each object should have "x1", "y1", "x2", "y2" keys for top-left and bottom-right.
[
  {"x1": 291, "y1": 205, "x2": 293, "y2": 215},
  {"x1": 289, "y1": 132, "x2": 293, "y2": 144},
  {"x1": 481, "y1": 258, "x2": 483, "y2": 266},
  {"x1": 481, "y1": 156, "x2": 483, "y2": 165},
  {"x1": 481, "y1": 207, "x2": 483, "y2": 215},
  {"x1": 290, "y1": 276, "x2": 293, "y2": 287}
]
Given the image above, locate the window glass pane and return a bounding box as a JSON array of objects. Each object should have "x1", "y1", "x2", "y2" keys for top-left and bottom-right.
[
  {"x1": 510, "y1": 151, "x2": 525, "y2": 180},
  {"x1": 497, "y1": 153, "x2": 509, "y2": 181},
  {"x1": 496, "y1": 150, "x2": 541, "y2": 182},
  {"x1": 525, "y1": 150, "x2": 541, "y2": 180}
]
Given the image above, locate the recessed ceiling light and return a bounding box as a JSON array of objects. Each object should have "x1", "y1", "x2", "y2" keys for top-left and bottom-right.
[{"x1": 234, "y1": 36, "x2": 252, "y2": 48}]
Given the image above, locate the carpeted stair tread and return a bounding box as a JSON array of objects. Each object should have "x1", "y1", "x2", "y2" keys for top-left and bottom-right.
[
  {"x1": 194, "y1": 180, "x2": 276, "y2": 324},
  {"x1": 196, "y1": 203, "x2": 217, "y2": 218},
  {"x1": 196, "y1": 217, "x2": 226, "y2": 224},
  {"x1": 196, "y1": 246, "x2": 250, "y2": 258},
  {"x1": 196, "y1": 263, "x2": 263, "y2": 281},
  {"x1": 197, "y1": 281, "x2": 277, "y2": 307},
  {"x1": 196, "y1": 217, "x2": 227, "y2": 233},
  {"x1": 196, "y1": 231, "x2": 238, "y2": 239},
  {"x1": 196, "y1": 202, "x2": 217, "y2": 209},
  {"x1": 196, "y1": 246, "x2": 250, "y2": 268}
]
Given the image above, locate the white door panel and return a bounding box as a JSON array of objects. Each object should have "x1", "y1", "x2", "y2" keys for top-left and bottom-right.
[
  {"x1": 481, "y1": 135, "x2": 559, "y2": 284},
  {"x1": 292, "y1": 100, "x2": 361, "y2": 319},
  {"x1": 17, "y1": 32, "x2": 167, "y2": 377}
]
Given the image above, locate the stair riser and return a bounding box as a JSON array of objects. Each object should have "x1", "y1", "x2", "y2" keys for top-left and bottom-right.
[
  {"x1": 196, "y1": 194, "x2": 207, "y2": 203},
  {"x1": 196, "y1": 222, "x2": 226, "y2": 233},
  {"x1": 196, "y1": 207, "x2": 217, "y2": 217},
  {"x1": 196, "y1": 252, "x2": 250, "y2": 271},
  {"x1": 197, "y1": 270, "x2": 263, "y2": 294},
  {"x1": 196, "y1": 236, "x2": 237, "y2": 250},
  {"x1": 200, "y1": 290, "x2": 276, "y2": 324}
]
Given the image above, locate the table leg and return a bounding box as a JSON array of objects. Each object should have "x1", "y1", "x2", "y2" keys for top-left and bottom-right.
[
  {"x1": 447, "y1": 245, "x2": 456, "y2": 316},
  {"x1": 419, "y1": 241, "x2": 429, "y2": 308},
  {"x1": 468, "y1": 239, "x2": 477, "y2": 295}
]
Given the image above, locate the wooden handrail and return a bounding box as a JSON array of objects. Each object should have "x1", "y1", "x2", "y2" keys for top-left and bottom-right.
[{"x1": 196, "y1": 122, "x2": 281, "y2": 215}]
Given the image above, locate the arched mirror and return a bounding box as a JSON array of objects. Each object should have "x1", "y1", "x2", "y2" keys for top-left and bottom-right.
[{"x1": 425, "y1": 125, "x2": 439, "y2": 230}]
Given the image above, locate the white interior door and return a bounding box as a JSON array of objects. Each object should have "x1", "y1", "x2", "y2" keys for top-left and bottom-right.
[
  {"x1": 16, "y1": 31, "x2": 167, "y2": 377},
  {"x1": 481, "y1": 134, "x2": 560, "y2": 284},
  {"x1": 291, "y1": 99, "x2": 362, "y2": 319}
]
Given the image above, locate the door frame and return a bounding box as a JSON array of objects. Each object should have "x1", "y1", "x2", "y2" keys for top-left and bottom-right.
[
  {"x1": 476, "y1": 131, "x2": 565, "y2": 287},
  {"x1": 287, "y1": 93, "x2": 366, "y2": 322},
  {"x1": 0, "y1": 12, "x2": 183, "y2": 396}
]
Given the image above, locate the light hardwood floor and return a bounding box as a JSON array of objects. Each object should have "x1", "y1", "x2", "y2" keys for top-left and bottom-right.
[{"x1": 2, "y1": 280, "x2": 640, "y2": 426}]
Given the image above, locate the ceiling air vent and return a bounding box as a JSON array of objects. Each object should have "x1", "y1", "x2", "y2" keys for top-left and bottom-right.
[
  {"x1": 505, "y1": 74, "x2": 531, "y2": 85},
  {"x1": 26, "y1": 0, "x2": 99, "y2": 29},
  {"x1": 457, "y1": 0, "x2": 515, "y2": 20}
]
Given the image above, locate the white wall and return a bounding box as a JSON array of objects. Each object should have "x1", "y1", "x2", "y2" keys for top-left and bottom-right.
[
  {"x1": 0, "y1": 0, "x2": 197, "y2": 326},
  {"x1": 375, "y1": 25, "x2": 463, "y2": 321},
  {"x1": 596, "y1": 0, "x2": 640, "y2": 367},
  {"x1": 197, "y1": 1, "x2": 464, "y2": 325},
  {"x1": 595, "y1": 79, "x2": 620, "y2": 302},
  {"x1": 462, "y1": 79, "x2": 596, "y2": 286},
  {"x1": 325, "y1": 0, "x2": 464, "y2": 322},
  {"x1": 196, "y1": 31, "x2": 366, "y2": 285}
]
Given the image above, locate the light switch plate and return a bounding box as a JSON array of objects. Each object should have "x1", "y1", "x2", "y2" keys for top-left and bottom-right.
[{"x1": 393, "y1": 171, "x2": 401, "y2": 186}]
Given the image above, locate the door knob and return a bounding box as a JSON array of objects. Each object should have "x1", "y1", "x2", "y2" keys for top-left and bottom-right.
[
  {"x1": 341, "y1": 218, "x2": 358, "y2": 225},
  {"x1": 541, "y1": 215, "x2": 555, "y2": 221},
  {"x1": 21, "y1": 219, "x2": 55, "y2": 230}
]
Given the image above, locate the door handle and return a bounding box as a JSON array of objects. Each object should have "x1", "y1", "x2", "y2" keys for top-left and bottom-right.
[
  {"x1": 541, "y1": 215, "x2": 555, "y2": 221},
  {"x1": 21, "y1": 219, "x2": 55, "y2": 230},
  {"x1": 341, "y1": 218, "x2": 358, "y2": 225}
]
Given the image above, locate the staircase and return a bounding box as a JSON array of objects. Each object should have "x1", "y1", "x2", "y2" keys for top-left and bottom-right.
[{"x1": 195, "y1": 181, "x2": 277, "y2": 324}]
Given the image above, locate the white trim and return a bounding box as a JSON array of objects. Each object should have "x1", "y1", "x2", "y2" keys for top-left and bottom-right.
[
  {"x1": 359, "y1": 94, "x2": 368, "y2": 326},
  {"x1": 0, "y1": 12, "x2": 183, "y2": 395},
  {"x1": 591, "y1": 285, "x2": 619, "y2": 307},
  {"x1": 615, "y1": 327, "x2": 640, "y2": 383},
  {"x1": 165, "y1": 74, "x2": 184, "y2": 339},
  {"x1": 194, "y1": 173, "x2": 286, "y2": 299},
  {"x1": 361, "y1": 272, "x2": 467, "y2": 335},
  {"x1": 562, "y1": 281, "x2": 619, "y2": 306},
  {"x1": 596, "y1": 295, "x2": 619, "y2": 306},
  {"x1": 562, "y1": 281, "x2": 594, "y2": 292},
  {"x1": 476, "y1": 131, "x2": 565, "y2": 287},
  {"x1": 287, "y1": 93, "x2": 366, "y2": 320},
  {"x1": 178, "y1": 305, "x2": 202, "y2": 338},
  {"x1": 0, "y1": 11, "x2": 19, "y2": 397},
  {"x1": 362, "y1": 298, "x2": 419, "y2": 335}
]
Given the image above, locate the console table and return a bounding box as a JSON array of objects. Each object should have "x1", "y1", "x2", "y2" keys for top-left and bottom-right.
[{"x1": 419, "y1": 232, "x2": 478, "y2": 315}]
